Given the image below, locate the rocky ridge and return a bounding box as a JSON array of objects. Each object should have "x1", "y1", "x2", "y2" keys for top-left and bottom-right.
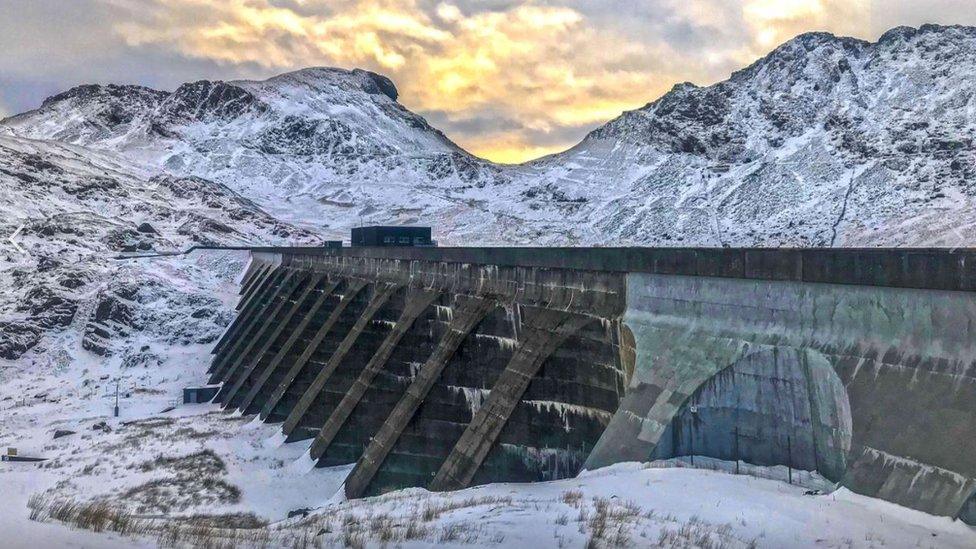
[
  {"x1": 0, "y1": 135, "x2": 316, "y2": 361},
  {"x1": 3, "y1": 26, "x2": 975, "y2": 247}
]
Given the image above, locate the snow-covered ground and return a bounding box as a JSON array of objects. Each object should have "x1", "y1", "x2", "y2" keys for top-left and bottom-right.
[
  {"x1": 2, "y1": 470, "x2": 154, "y2": 549},
  {"x1": 278, "y1": 463, "x2": 976, "y2": 548},
  {"x1": 0, "y1": 311, "x2": 350, "y2": 547},
  {"x1": 6, "y1": 435, "x2": 976, "y2": 548}
]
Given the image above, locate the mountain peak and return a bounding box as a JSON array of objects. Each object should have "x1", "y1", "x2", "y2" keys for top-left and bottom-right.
[
  {"x1": 878, "y1": 23, "x2": 976, "y2": 44},
  {"x1": 878, "y1": 25, "x2": 918, "y2": 43},
  {"x1": 163, "y1": 80, "x2": 267, "y2": 123},
  {"x1": 245, "y1": 67, "x2": 399, "y2": 102},
  {"x1": 40, "y1": 83, "x2": 168, "y2": 109}
]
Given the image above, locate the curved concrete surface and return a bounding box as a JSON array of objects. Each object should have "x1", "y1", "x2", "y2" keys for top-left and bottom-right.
[{"x1": 588, "y1": 272, "x2": 976, "y2": 521}]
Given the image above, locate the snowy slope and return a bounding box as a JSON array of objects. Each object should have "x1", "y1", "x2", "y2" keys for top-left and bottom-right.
[
  {"x1": 0, "y1": 135, "x2": 338, "y2": 547},
  {"x1": 3, "y1": 25, "x2": 976, "y2": 246},
  {"x1": 0, "y1": 134, "x2": 316, "y2": 362},
  {"x1": 520, "y1": 24, "x2": 976, "y2": 247},
  {"x1": 271, "y1": 462, "x2": 976, "y2": 548},
  {"x1": 1, "y1": 68, "x2": 507, "y2": 239},
  {"x1": 0, "y1": 133, "x2": 330, "y2": 543},
  {"x1": 10, "y1": 454, "x2": 976, "y2": 548}
]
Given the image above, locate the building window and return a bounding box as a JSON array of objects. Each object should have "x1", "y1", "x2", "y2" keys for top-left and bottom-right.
[
  {"x1": 399, "y1": 236, "x2": 410, "y2": 243},
  {"x1": 383, "y1": 236, "x2": 395, "y2": 244},
  {"x1": 413, "y1": 237, "x2": 424, "y2": 244}
]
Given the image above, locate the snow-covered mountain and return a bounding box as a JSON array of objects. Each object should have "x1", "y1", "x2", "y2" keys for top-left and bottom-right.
[
  {"x1": 2, "y1": 24, "x2": 976, "y2": 546},
  {"x1": 520, "y1": 24, "x2": 976, "y2": 246},
  {"x1": 0, "y1": 134, "x2": 316, "y2": 361},
  {"x1": 3, "y1": 25, "x2": 975, "y2": 246},
  {"x1": 1, "y1": 68, "x2": 506, "y2": 239}
]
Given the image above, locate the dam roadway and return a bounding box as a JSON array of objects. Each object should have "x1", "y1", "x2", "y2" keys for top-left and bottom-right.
[{"x1": 206, "y1": 246, "x2": 976, "y2": 524}]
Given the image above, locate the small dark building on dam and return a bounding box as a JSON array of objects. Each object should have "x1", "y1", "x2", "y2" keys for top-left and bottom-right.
[
  {"x1": 351, "y1": 226, "x2": 433, "y2": 247},
  {"x1": 207, "y1": 246, "x2": 976, "y2": 524}
]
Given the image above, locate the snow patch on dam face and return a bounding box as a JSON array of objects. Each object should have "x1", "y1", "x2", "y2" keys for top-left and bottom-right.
[{"x1": 589, "y1": 272, "x2": 976, "y2": 522}]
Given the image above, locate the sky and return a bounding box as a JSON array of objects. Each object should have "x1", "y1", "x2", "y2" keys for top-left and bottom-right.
[{"x1": 1, "y1": 1, "x2": 975, "y2": 163}]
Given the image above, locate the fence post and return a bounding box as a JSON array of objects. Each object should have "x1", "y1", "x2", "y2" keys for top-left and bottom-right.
[
  {"x1": 787, "y1": 435, "x2": 793, "y2": 485},
  {"x1": 734, "y1": 427, "x2": 740, "y2": 474}
]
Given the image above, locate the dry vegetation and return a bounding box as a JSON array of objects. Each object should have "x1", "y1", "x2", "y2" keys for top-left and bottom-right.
[
  {"x1": 28, "y1": 495, "x2": 139, "y2": 535},
  {"x1": 136, "y1": 449, "x2": 227, "y2": 476},
  {"x1": 28, "y1": 486, "x2": 759, "y2": 548},
  {"x1": 22, "y1": 419, "x2": 760, "y2": 549},
  {"x1": 31, "y1": 421, "x2": 250, "y2": 517},
  {"x1": 121, "y1": 475, "x2": 242, "y2": 514},
  {"x1": 117, "y1": 449, "x2": 242, "y2": 513},
  {"x1": 28, "y1": 494, "x2": 277, "y2": 549}
]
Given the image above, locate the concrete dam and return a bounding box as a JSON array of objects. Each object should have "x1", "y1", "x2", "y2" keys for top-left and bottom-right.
[{"x1": 207, "y1": 247, "x2": 976, "y2": 524}]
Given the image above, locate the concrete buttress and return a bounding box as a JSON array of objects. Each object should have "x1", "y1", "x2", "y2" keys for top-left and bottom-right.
[
  {"x1": 209, "y1": 268, "x2": 293, "y2": 381},
  {"x1": 215, "y1": 271, "x2": 307, "y2": 401},
  {"x1": 238, "y1": 263, "x2": 269, "y2": 302},
  {"x1": 260, "y1": 279, "x2": 368, "y2": 422},
  {"x1": 343, "y1": 295, "x2": 496, "y2": 499},
  {"x1": 220, "y1": 272, "x2": 327, "y2": 409},
  {"x1": 309, "y1": 288, "x2": 441, "y2": 461},
  {"x1": 211, "y1": 264, "x2": 277, "y2": 358},
  {"x1": 282, "y1": 283, "x2": 401, "y2": 440},
  {"x1": 430, "y1": 309, "x2": 597, "y2": 491},
  {"x1": 236, "y1": 278, "x2": 342, "y2": 415}
]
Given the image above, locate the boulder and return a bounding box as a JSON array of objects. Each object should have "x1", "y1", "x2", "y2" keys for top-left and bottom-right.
[
  {"x1": 0, "y1": 322, "x2": 43, "y2": 360},
  {"x1": 136, "y1": 222, "x2": 157, "y2": 234}
]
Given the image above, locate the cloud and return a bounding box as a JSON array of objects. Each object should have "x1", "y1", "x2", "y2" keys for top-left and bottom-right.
[
  {"x1": 435, "y1": 2, "x2": 463, "y2": 23},
  {"x1": 866, "y1": 0, "x2": 976, "y2": 34},
  {"x1": 0, "y1": 0, "x2": 273, "y2": 103},
  {"x1": 0, "y1": 0, "x2": 972, "y2": 162},
  {"x1": 107, "y1": 0, "x2": 451, "y2": 70},
  {"x1": 95, "y1": 0, "x2": 691, "y2": 160}
]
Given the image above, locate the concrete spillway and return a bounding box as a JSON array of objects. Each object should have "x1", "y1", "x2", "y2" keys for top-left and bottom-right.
[{"x1": 208, "y1": 247, "x2": 976, "y2": 523}]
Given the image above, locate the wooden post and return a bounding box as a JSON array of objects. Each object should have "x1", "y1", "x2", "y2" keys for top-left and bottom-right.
[{"x1": 734, "y1": 426, "x2": 740, "y2": 475}]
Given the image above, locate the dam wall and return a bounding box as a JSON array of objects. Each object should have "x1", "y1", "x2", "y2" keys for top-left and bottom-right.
[
  {"x1": 212, "y1": 249, "x2": 629, "y2": 499},
  {"x1": 210, "y1": 247, "x2": 976, "y2": 522},
  {"x1": 588, "y1": 272, "x2": 976, "y2": 519}
]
